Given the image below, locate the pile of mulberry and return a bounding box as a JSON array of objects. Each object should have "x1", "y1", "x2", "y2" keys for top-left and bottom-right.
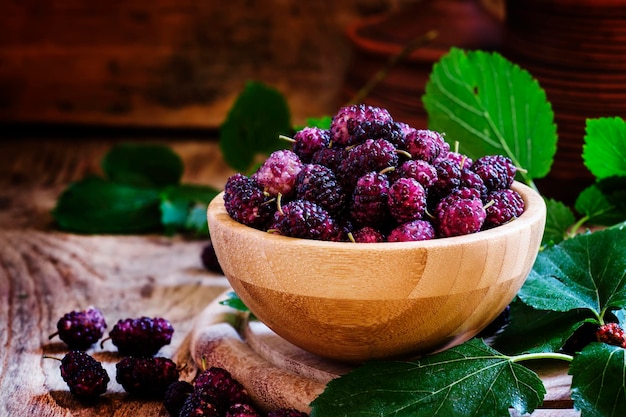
[{"x1": 223, "y1": 104, "x2": 525, "y2": 242}]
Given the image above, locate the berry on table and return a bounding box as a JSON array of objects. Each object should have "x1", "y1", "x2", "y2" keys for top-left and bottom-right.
[
  {"x1": 193, "y1": 366, "x2": 251, "y2": 411},
  {"x1": 225, "y1": 403, "x2": 261, "y2": 417},
  {"x1": 252, "y1": 149, "x2": 303, "y2": 197},
  {"x1": 179, "y1": 389, "x2": 221, "y2": 417},
  {"x1": 163, "y1": 380, "x2": 194, "y2": 416},
  {"x1": 104, "y1": 316, "x2": 174, "y2": 357},
  {"x1": 115, "y1": 356, "x2": 180, "y2": 398},
  {"x1": 49, "y1": 306, "x2": 107, "y2": 350},
  {"x1": 58, "y1": 350, "x2": 109, "y2": 400},
  {"x1": 201, "y1": 240, "x2": 223, "y2": 274}
]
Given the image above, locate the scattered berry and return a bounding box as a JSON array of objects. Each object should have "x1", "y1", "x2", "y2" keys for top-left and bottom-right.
[
  {"x1": 596, "y1": 322, "x2": 626, "y2": 348},
  {"x1": 270, "y1": 199, "x2": 342, "y2": 241},
  {"x1": 58, "y1": 350, "x2": 109, "y2": 400},
  {"x1": 49, "y1": 307, "x2": 107, "y2": 350},
  {"x1": 484, "y1": 189, "x2": 525, "y2": 229},
  {"x1": 267, "y1": 408, "x2": 310, "y2": 417},
  {"x1": 115, "y1": 356, "x2": 179, "y2": 398},
  {"x1": 223, "y1": 173, "x2": 275, "y2": 230},
  {"x1": 193, "y1": 366, "x2": 250, "y2": 411},
  {"x1": 179, "y1": 389, "x2": 221, "y2": 417},
  {"x1": 252, "y1": 149, "x2": 303, "y2": 197},
  {"x1": 226, "y1": 403, "x2": 261, "y2": 417},
  {"x1": 105, "y1": 316, "x2": 174, "y2": 357},
  {"x1": 163, "y1": 380, "x2": 194, "y2": 416},
  {"x1": 387, "y1": 220, "x2": 435, "y2": 242},
  {"x1": 201, "y1": 240, "x2": 223, "y2": 274}
]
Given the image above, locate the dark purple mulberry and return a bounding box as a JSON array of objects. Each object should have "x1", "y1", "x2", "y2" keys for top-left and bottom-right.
[
  {"x1": 290, "y1": 127, "x2": 331, "y2": 163},
  {"x1": 194, "y1": 367, "x2": 250, "y2": 411},
  {"x1": 387, "y1": 220, "x2": 435, "y2": 242},
  {"x1": 430, "y1": 159, "x2": 462, "y2": 200},
  {"x1": 330, "y1": 104, "x2": 395, "y2": 147},
  {"x1": 387, "y1": 177, "x2": 427, "y2": 223},
  {"x1": 270, "y1": 200, "x2": 341, "y2": 241},
  {"x1": 472, "y1": 155, "x2": 517, "y2": 191},
  {"x1": 252, "y1": 149, "x2": 303, "y2": 197},
  {"x1": 49, "y1": 306, "x2": 107, "y2": 350},
  {"x1": 404, "y1": 129, "x2": 446, "y2": 163},
  {"x1": 337, "y1": 139, "x2": 399, "y2": 190},
  {"x1": 295, "y1": 164, "x2": 346, "y2": 215},
  {"x1": 350, "y1": 172, "x2": 391, "y2": 228},
  {"x1": 310, "y1": 146, "x2": 348, "y2": 173},
  {"x1": 223, "y1": 173, "x2": 275, "y2": 230},
  {"x1": 179, "y1": 390, "x2": 221, "y2": 417},
  {"x1": 460, "y1": 168, "x2": 488, "y2": 199},
  {"x1": 267, "y1": 408, "x2": 310, "y2": 417},
  {"x1": 201, "y1": 240, "x2": 223, "y2": 274},
  {"x1": 435, "y1": 195, "x2": 486, "y2": 237},
  {"x1": 395, "y1": 159, "x2": 438, "y2": 189},
  {"x1": 59, "y1": 350, "x2": 109, "y2": 400},
  {"x1": 163, "y1": 380, "x2": 194, "y2": 416},
  {"x1": 226, "y1": 403, "x2": 261, "y2": 417},
  {"x1": 484, "y1": 189, "x2": 524, "y2": 229},
  {"x1": 106, "y1": 316, "x2": 174, "y2": 357},
  {"x1": 115, "y1": 356, "x2": 179, "y2": 398},
  {"x1": 351, "y1": 226, "x2": 385, "y2": 243}
]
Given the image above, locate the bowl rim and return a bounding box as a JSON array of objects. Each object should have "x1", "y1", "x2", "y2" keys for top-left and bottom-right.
[{"x1": 207, "y1": 180, "x2": 546, "y2": 250}]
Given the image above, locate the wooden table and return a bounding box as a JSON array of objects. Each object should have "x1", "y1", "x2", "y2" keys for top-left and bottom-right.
[{"x1": 0, "y1": 133, "x2": 580, "y2": 416}]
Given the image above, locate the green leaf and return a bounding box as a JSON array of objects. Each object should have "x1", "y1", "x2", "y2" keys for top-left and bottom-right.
[
  {"x1": 543, "y1": 198, "x2": 576, "y2": 246},
  {"x1": 219, "y1": 81, "x2": 292, "y2": 172},
  {"x1": 294, "y1": 115, "x2": 333, "y2": 131},
  {"x1": 101, "y1": 143, "x2": 184, "y2": 187},
  {"x1": 597, "y1": 176, "x2": 626, "y2": 213},
  {"x1": 518, "y1": 225, "x2": 626, "y2": 318},
  {"x1": 423, "y1": 48, "x2": 557, "y2": 183},
  {"x1": 52, "y1": 177, "x2": 162, "y2": 234},
  {"x1": 575, "y1": 185, "x2": 626, "y2": 226},
  {"x1": 492, "y1": 299, "x2": 593, "y2": 355},
  {"x1": 570, "y1": 343, "x2": 626, "y2": 417},
  {"x1": 160, "y1": 184, "x2": 219, "y2": 234},
  {"x1": 310, "y1": 338, "x2": 545, "y2": 417},
  {"x1": 218, "y1": 291, "x2": 250, "y2": 312},
  {"x1": 582, "y1": 117, "x2": 626, "y2": 180}
]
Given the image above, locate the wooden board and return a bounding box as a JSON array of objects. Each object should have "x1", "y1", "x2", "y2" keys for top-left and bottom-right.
[{"x1": 190, "y1": 293, "x2": 580, "y2": 416}]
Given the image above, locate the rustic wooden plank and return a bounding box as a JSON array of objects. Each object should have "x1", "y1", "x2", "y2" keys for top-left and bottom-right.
[
  {"x1": 0, "y1": 1, "x2": 381, "y2": 128},
  {"x1": 0, "y1": 230, "x2": 230, "y2": 416}
]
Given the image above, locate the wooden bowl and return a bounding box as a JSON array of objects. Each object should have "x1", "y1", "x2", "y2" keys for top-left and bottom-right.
[{"x1": 207, "y1": 181, "x2": 546, "y2": 362}]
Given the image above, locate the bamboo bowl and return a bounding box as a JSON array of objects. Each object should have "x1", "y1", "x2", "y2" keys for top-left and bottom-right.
[{"x1": 207, "y1": 181, "x2": 546, "y2": 362}]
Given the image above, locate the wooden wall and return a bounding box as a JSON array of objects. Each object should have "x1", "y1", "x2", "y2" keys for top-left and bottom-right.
[{"x1": 0, "y1": 0, "x2": 402, "y2": 128}]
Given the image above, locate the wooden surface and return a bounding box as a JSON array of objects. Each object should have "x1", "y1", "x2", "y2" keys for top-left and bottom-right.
[{"x1": 0, "y1": 135, "x2": 579, "y2": 416}]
